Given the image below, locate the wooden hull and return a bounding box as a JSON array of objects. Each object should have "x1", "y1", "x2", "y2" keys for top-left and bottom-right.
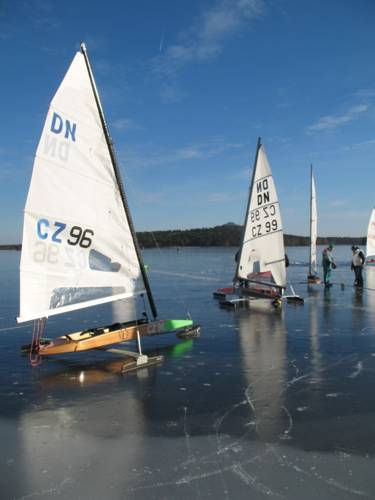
[
  {"x1": 307, "y1": 275, "x2": 321, "y2": 284},
  {"x1": 214, "y1": 284, "x2": 280, "y2": 301},
  {"x1": 34, "y1": 319, "x2": 194, "y2": 356},
  {"x1": 238, "y1": 286, "x2": 279, "y2": 299}
]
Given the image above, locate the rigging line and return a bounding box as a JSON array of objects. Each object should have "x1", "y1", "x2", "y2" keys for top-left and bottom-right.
[
  {"x1": 265, "y1": 258, "x2": 285, "y2": 265},
  {"x1": 113, "y1": 161, "x2": 192, "y2": 319},
  {"x1": 152, "y1": 269, "x2": 221, "y2": 282},
  {"x1": 0, "y1": 325, "x2": 29, "y2": 333},
  {"x1": 149, "y1": 231, "x2": 192, "y2": 319}
]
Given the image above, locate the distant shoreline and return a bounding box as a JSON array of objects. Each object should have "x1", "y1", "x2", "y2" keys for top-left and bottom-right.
[
  {"x1": 0, "y1": 245, "x2": 21, "y2": 251},
  {"x1": 136, "y1": 224, "x2": 365, "y2": 248},
  {"x1": 1, "y1": 223, "x2": 366, "y2": 251}
]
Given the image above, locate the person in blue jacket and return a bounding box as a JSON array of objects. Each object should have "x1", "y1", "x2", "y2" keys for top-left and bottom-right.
[{"x1": 322, "y1": 243, "x2": 336, "y2": 286}]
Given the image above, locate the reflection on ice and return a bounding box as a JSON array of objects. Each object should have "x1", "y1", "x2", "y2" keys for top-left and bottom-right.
[
  {"x1": 237, "y1": 309, "x2": 287, "y2": 442},
  {"x1": 2, "y1": 248, "x2": 375, "y2": 499},
  {"x1": 309, "y1": 295, "x2": 322, "y2": 387}
]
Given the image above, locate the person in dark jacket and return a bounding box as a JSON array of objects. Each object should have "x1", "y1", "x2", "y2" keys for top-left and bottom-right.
[
  {"x1": 285, "y1": 254, "x2": 289, "y2": 268},
  {"x1": 351, "y1": 245, "x2": 365, "y2": 287}
]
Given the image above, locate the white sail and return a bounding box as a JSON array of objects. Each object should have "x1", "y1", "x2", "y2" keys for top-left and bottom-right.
[
  {"x1": 18, "y1": 51, "x2": 146, "y2": 323},
  {"x1": 237, "y1": 140, "x2": 286, "y2": 289},
  {"x1": 309, "y1": 167, "x2": 318, "y2": 275},
  {"x1": 366, "y1": 208, "x2": 375, "y2": 259}
]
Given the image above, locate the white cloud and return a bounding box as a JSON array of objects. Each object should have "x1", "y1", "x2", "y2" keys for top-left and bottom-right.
[
  {"x1": 111, "y1": 118, "x2": 139, "y2": 131},
  {"x1": 329, "y1": 199, "x2": 346, "y2": 208},
  {"x1": 307, "y1": 104, "x2": 369, "y2": 134},
  {"x1": 323, "y1": 209, "x2": 365, "y2": 221},
  {"x1": 33, "y1": 15, "x2": 60, "y2": 31},
  {"x1": 229, "y1": 167, "x2": 251, "y2": 180},
  {"x1": 207, "y1": 193, "x2": 235, "y2": 203},
  {"x1": 131, "y1": 190, "x2": 165, "y2": 204},
  {"x1": 122, "y1": 137, "x2": 244, "y2": 169},
  {"x1": 355, "y1": 88, "x2": 375, "y2": 98},
  {"x1": 344, "y1": 138, "x2": 375, "y2": 151},
  {"x1": 153, "y1": 0, "x2": 264, "y2": 77},
  {"x1": 160, "y1": 83, "x2": 187, "y2": 103}
]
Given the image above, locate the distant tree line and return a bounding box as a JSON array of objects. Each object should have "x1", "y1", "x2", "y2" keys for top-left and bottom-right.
[
  {"x1": 0, "y1": 224, "x2": 366, "y2": 251},
  {"x1": 137, "y1": 223, "x2": 366, "y2": 249},
  {"x1": 0, "y1": 244, "x2": 21, "y2": 251}
]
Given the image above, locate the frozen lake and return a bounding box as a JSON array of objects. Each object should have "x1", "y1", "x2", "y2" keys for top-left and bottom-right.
[{"x1": 1, "y1": 246, "x2": 375, "y2": 499}]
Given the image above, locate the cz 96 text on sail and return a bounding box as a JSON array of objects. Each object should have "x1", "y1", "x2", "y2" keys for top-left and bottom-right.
[{"x1": 37, "y1": 219, "x2": 94, "y2": 248}]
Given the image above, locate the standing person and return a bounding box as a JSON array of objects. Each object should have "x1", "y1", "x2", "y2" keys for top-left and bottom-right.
[
  {"x1": 351, "y1": 245, "x2": 365, "y2": 287},
  {"x1": 322, "y1": 243, "x2": 336, "y2": 286},
  {"x1": 285, "y1": 253, "x2": 290, "y2": 268}
]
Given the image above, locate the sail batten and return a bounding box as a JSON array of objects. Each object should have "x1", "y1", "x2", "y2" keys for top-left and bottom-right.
[
  {"x1": 32, "y1": 155, "x2": 116, "y2": 188},
  {"x1": 18, "y1": 50, "x2": 147, "y2": 323},
  {"x1": 17, "y1": 291, "x2": 145, "y2": 324},
  {"x1": 236, "y1": 139, "x2": 286, "y2": 290}
]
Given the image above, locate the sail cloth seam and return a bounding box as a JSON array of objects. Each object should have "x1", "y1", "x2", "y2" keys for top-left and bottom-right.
[
  {"x1": 242, "y1": 228, "x2": 283, "y2": 244},
  {"x1": 17, "y1": 289, "x2": 147, "y2": 324},
  {"x1": 246, "y1": 200, "x2": 280, "y2": 212},
  {"x1": 33, "y1": 155, "x2": 116, "y2": 189},
  {"x1": 19, "y1": 266, "x2": 133, "y2": 279}
]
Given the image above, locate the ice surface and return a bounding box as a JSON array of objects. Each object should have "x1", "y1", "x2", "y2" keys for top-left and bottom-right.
[{"x1": 1, "y1": 247, "x2": 375, "y2": 499}]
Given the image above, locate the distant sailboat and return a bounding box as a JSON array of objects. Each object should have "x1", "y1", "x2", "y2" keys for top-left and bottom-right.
[
  {"x1": 214, "y1": 138, "x2": 292, "y2": 307},
  {"x1": 18, "y1": 44, "x2": 196, "y2": 364},
  {"x1": 366, "y1": 208, "x2": 375, "y2": 264},
  {"x1": 307, "y1": 166, "x2": 321, "y2": 284}
]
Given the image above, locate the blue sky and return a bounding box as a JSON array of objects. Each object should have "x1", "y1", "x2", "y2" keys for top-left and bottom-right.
[{"x1": 1, "y1": 0, "x2": 375, "y2": 243}]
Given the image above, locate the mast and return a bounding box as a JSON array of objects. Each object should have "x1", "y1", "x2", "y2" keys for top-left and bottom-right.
[
  {"x1": 80, "y1": 43, "x2": 158, "y2": 320},
  {"x1": 234, "y1": 136, "x2": 261, "y2": 281},
  {"x1": 309, "y1": 164, "x2": 313, "y2": 276}
]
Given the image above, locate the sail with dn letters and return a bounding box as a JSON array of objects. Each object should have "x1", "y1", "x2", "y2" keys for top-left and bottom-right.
[
  {"x1": 235, "y1": 138, "x2": 286, "y2": 295},
  {"x1": 18, "y1": 44, "x2": 196, "y2": 360},
  {"x1": 18, "y1": 49, "x2": 146, "y2": 323}
]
